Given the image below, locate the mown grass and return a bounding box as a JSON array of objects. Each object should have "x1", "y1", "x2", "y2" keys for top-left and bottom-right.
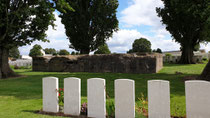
[{"x1": 0, "y1": 63, "x2": 207, "y2": 118}]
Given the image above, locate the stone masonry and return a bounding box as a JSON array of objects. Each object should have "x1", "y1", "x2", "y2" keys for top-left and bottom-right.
[{"x1": 33, "y1": 53, "x2": 163, "y2": 74}]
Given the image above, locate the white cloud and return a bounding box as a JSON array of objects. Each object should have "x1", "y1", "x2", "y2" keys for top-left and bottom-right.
[
  {"x1": 120, "y1": 0, "x2": 163, "y2": 27},
  {"x1": 107, "y1": 29, "x2": 145, "y2": 53},
  {"x1": 19, "y1": 12, "x2": 73, "y2": 55},
  {"x1": 107, "y1": 29, "x2": 180, "y2": 53}
]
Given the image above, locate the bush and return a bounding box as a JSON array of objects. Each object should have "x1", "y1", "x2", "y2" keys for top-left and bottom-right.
[
  {"x1": 202, "y1": 57, "x2": 208, "y2": 61},
  {"x1": 29, "y1": 44, "x2": 43, "y2": 57},
  {"x1": 127, "y1": 38, "x2": 152, "y2": 53},
  {"x1": 58, "y1": 49, "x2": 70, "y2": 55},
  {"x1": 94, "y1": 43, "x2": 111, "y2": 54}
]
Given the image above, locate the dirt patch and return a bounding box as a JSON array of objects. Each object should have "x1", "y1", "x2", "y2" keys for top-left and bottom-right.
[
  {"x1": 35, "y1": 110, "x2": 89, "y2": 118},
  {"x1": 182, "y1": 75, "x2": 198, "y2": 82}
]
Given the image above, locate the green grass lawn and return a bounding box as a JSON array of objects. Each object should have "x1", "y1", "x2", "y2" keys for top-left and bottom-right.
[{"x1": 0, "y1": 63, "x2": 207, "y2": 118}]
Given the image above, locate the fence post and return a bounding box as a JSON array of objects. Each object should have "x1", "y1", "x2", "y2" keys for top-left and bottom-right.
[
  {"x1": 88, "y1": 78, "x2": 106, "y2": 118},
  {"x1": 115, "y1": 79, "x2": 135, "y2": 118},
  {"x1": 42, "y1": 77, "x2": 59, "y2": 113},
  {"x1": 64, "y1": 77, "x2": 81, "y2": 116},
  {"x1": 185, "y1": 80, "x2": 210, "y2": 118},
  {"x1": 148, "y1": 80, "x2": 170, "y2": 118}
]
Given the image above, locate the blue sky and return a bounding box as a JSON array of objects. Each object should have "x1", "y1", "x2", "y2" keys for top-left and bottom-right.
[{"x1": 19, "y1": 0, "x2": 210, "y2": 55}]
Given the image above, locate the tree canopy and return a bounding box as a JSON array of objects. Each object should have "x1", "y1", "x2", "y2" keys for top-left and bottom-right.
[
  {"x1": 44, "y1": 48, "x2": 56, "y2": 55},
  {"x1": 9, "y1": 47, "x2": 20, "y2": 59},
  {"x1": 29, "y1": 44, "x2": 43, "y2": 57},
  {"x1": 157, "y1": 0, "x2": 210, "y2": 64},
  {"x1": 94, "y1": 43, "x2": 111, "y2": 54},
  {"x1": 0, "y1": 0, "x2": 73, "y2": 79},
  {"x1": 58, "y1": 49, "x2": 70, "y2": 55},
  {"x1": 59, "y1": 0, "x2": 119, "y2": 54},
  {"x1": 128, "y1": 38, "x2": 152, "y2": 53}
]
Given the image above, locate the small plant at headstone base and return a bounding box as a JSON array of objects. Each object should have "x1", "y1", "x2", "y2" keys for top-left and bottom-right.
[
  {"x1": 106, "y1": 93, "x2": 115, "y2": 117},
  {"x1": 56, "y1": 88, "x2": 64, "y2": 106},
  {"x1": 136, "y1": 93, "x2": 148, "y2": 117},
  {"x1": 80, "y1": 102, "x2": 87, "y2": 115}
]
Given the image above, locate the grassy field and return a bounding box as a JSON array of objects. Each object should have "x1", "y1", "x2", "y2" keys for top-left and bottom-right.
[{"x1": 0, "y1": 63, "x2": 207, "y2": 118}]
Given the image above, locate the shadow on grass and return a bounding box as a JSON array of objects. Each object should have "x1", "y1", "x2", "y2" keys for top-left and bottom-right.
[{"x1": 0, "y1": 70, "x2": 200, "y2": 100}]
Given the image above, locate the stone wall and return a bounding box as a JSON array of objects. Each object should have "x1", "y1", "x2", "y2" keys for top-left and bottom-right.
[{"x1": 33, "y1": 53, "x2": 163, "y2": 74}]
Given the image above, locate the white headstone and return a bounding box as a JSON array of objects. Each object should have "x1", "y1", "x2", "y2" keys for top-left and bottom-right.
[
  {"x1": 88, "y1": 78, "x2": 106, "y2": 118},
  {"x1": 115, "y1": 79, "x2": 135, "y2": 118},
  {"x1": 148, "y1": 80, "x2": 170, "y2": 118},
  {"x1": 64, "y1": 77, "x2": 81, "y2": 116},
  {"x1": 43, "y1": 77, "x2": 59, "y2": 113},
  {"x1": 185, "y1": 80, "x2": 210, "y2": 118}
]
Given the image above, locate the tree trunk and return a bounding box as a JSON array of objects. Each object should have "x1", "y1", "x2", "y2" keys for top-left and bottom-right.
[
  {"x1": 200, "y1": 60, "x2": 210, "y2": 81},
  {"x1": 0, "y1": 47, "x2": 17, "y2": 79},
  {"x1": 179, "y1": 44, "x2": 195, "y2": 64}
]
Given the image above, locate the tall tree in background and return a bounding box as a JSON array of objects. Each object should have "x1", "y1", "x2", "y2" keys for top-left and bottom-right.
[
  {"x1": 44, "y1": 48, "x2": 56, "y2": 54},
  {"x1": 157, "y1": 0, "x2": 210, "y2": 64},
  {"x1": 59, "y1": 0, "x2": 119, "y2": 54},
  {"x1": 9, "y1": 47, "x2": 20, "y2": 59},
  {"x1": 127, "y1": 38, "x2": 152, "y2": 53},
  {"x1": 94, "y1": 43, "x2": 111, "y2": 54},
  {"x1": 29, "y1": 45, "x2": 43, "y2": 57},
  {"x1": 0, "y1": 0, "x2": 72, "y2": 79}
]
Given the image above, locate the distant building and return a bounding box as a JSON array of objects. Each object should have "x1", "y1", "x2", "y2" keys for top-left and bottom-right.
[
  {"x1": 162, "y1": 50, "x2": 210, "y2": 63},
  {"x1": 21, "y1": 55, "x2": 32, "y2": 60}
]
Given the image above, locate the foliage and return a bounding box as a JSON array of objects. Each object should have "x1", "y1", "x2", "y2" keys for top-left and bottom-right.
[
  {"x1": 44, "y1": 48, "x2": 56, "y2": 55},
  {"x1": 81, "y1": 103, "x2": 88, "y2": 115},
  {"x1": 106, "y1": 93, "x2": 115, "y2": 117},
  {"x1": 29, "y1": 44, "x2": 43, "y2": 57},
  {"x1": 57, "y1": 88, "x2": 64, "y2": 105},
  {"x1": 0, "y1": 62, "x2": 208, "y2": 117},
  {"x1": 128, "y1": 38, "x2": 152, "y2": 53},
  {"x1": 156, "y1": 0, "x2": 210, "y2": 64},
  {"x1": 136, "y1": 93, "x2": 148, "y2": 116},
  {"x1": 59, "y1": 0, "x2": 119, "y2": 54},
  {"x1": 94, "y1": 43, "x2": 111, "y2": 54},
  {"x1": 152, "y1": 48, "x2": 162, "y2": 53},
  {"x1": 0, "y1": 0, "x2": 73, "y2": 79},
  {"x1": 71, "y1": 51, "x2": 80, "y2": 55},
  {"x1": 9, "y1": 47, "x2": 20, "y2": 59},
  {"x1": 58, "y1": 49, "x2": 70, "y2": 55},
  {"x1": 156, "y1": 48, "x2": 162, "y2": 53}
]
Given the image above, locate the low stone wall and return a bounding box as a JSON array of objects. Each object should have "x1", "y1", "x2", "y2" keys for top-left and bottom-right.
[{"x1": 33, "y1": 53, "x2": 163, "y2": 74}]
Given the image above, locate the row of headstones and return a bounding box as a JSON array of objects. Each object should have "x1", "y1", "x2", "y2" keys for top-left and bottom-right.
[{"x1": 43, "y1": 77, "x2": 210, "y2": 118}]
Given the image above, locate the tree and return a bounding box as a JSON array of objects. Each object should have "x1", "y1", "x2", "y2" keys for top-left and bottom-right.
[
  {"x1": 0, "y1": 0, "x2": 72, "y2": 79},
  {"x1": 29, "y1": 45, "x2": 43, "y2": 57},
  {"x1": 9, "y1": 47, "x2": 20, "y2": 59},
  {"x1": 58, "y1": 49, "x2": 70, "y2": 55},
  {"x1": 156, "y1": 48, "x2": 162, "y2": 53},
  {"x1": 59, "y1": 0, "x2": 119, "y2": 54},
  {"x1": 44, "y1": 48, "x2": 56, "y2": 54},
  {"x1": 200, "y1": 60, "x2": 210, "y2": 81},
  {"x1": 156, "y1": 0, "x2": 210, "y2": 64},
  {"x1": 94, "y1": 43, "x2": 111, "y2": 54},
  {"x1": 128, "y1": 38, "x2": 152, "y2": 53},
  {"x1": 152, "y1": 48, "x2": 162, "y2": 53}
]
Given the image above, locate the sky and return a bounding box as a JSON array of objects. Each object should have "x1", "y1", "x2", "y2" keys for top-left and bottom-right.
[{"x1": 19, "y1": 0, "x2": 210, "y2": 55}]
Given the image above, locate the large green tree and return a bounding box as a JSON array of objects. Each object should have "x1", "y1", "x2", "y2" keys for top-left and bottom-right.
[
  {"x1": 58, "y1": 49, "x2": 70, "y2": 55},
  {"x1": 29, "y1": 44, "x2": 43, "y2": 57},
  {"x1": 94, "y1": 43, "x2": 111, "y2": 54},
  {"x1": 9, "y1": 47, "x2": 20, "y2": 59},
  {"x1": 0, "y1": 0, "x2": 72, "y2": 79},
  {"x1": 44, "y1": 48, "x2": 56, "y2": 54},
  {"x1": 59, "y1": 0, "x2": 119, "y2": 54},
  {"x1": 127, "y1": 38, "x2": 152, "y2": 53},
  {"x1": 156, "y1": 0, "x2": 210, "y2": 64}
]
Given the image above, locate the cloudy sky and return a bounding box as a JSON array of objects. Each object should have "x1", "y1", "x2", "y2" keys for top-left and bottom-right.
[{"x1": 19, "y1": 0, "x2": 210, "y2": 55}]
